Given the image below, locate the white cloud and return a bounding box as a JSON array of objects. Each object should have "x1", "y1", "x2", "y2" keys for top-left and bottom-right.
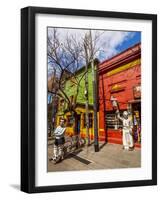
[
  {"x1": 97, "y1": 31, "x2": 135, "y2": 59},
  {"x1": 48, "y1": 27, "x2": 136, "y2": 62}
]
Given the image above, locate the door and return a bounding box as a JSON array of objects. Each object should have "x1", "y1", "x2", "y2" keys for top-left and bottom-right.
[
  {"x1": 132, "y1": 102, "x2": 141, "y2": 143},
  {"x1": 76, "y1": 115, "x2": 81, "y2": 135}
]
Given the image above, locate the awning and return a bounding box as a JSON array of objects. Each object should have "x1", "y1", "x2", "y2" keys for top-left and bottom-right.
[{"x1": 128, "y1": 99, "x2": 141, "y2": 104}]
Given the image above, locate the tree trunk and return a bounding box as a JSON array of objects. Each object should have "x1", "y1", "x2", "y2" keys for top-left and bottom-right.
[{"x1": 92, "y1": 60, "x2": 99, "y2": 152}]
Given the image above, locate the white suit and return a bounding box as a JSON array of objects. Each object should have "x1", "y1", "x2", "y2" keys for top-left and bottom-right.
[{"x1": 117, "y1": 111, "x2": 134, "y2": 150}]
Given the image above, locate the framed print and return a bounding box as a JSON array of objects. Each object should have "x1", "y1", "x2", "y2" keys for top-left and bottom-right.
[{"x1": 21, "y1": 6, "x2": 157, "y2": 193}]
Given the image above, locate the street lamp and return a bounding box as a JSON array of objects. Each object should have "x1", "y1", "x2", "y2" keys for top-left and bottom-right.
[
  {"x1": 91, "y1": 59, "x2": 99, "y2": 152},
  {"x1": 110, "y1": 96, "x2": 118, "y2": 109}
]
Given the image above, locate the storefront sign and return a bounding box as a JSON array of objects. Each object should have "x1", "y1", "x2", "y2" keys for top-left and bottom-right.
[{"x1": 111, "y1": 84, "x2": 125, "y2": 93}]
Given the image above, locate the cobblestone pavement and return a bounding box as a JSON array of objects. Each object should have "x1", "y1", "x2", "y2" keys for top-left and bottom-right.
[{"x1": 48, "y1": 140, "x2": 141, "y2": 172}]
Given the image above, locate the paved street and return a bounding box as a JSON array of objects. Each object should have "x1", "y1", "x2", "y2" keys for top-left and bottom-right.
[{"x1": 48, "y1": 140, "x2": 141, "y2": 172}]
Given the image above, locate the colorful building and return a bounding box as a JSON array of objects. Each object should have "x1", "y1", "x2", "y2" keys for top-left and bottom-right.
[
  {"x1": 56, "y1": 64, "x2": 97, "y2": 140},
  {"x1": 98, "y1": 43, "x2": 141, "y2": 147}
]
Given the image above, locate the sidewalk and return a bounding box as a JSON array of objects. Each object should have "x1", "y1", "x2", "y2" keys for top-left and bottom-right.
[{"x1": 48, "y1": 141, "x2": 141, "y2": 172}]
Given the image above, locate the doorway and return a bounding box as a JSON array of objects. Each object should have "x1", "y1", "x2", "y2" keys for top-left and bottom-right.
[
  {"x1": 132, "y1": 102, "x2": 141, "y2": 143},
  {"x1": 75, "y1": 115, "x2": 81, "y2": 135}
]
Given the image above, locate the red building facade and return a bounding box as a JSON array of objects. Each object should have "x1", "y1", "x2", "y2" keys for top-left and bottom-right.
[{"x1": 98, "y1": 43, "x2": 141, "y2": 147}]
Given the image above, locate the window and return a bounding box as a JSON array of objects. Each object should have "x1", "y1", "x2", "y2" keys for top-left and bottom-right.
[
  {"x1": 89, "y1": 113, "x2": 93, "y2": 128},
  {"x1": 83, "y1": 113, "x2": 93, "y2": 128},
  {"x1": 66, "y1": 115, "x2": 74, "y2": 127},
  {"x1": 105, "y1": 111, "x2": 124, "y2": 130}
]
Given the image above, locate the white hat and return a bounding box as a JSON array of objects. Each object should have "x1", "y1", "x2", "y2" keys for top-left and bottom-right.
[{"x1": 123, "y1": 111, "x2": 128, "y2": 118}]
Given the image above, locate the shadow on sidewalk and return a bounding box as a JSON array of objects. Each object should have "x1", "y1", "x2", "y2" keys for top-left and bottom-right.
[{"x1": 99, "y1": 142, "x2": 107, "y2": 150}]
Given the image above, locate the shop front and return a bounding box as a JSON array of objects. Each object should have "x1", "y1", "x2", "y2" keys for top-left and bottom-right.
[
  {"x1": 98, "y1": 43, "x2": 141, "y2": 147},
  {"x1": 128, "y1": 85, "x2": 141, "y2": 144},
  {"x1": 56, "y1": 104, "x2": 94, "y2": 141}
]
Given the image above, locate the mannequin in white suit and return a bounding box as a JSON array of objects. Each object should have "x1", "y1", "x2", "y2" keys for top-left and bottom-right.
[{"x1": 116, "y1": 109, "x2": 134, "y2": 150}]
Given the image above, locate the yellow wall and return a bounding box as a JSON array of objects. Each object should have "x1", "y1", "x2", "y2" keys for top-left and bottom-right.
[
  {"x1": 107, "y1": 58, "x2": 141, "y2": 77},
  {"x1": 56, "y1": 107, "x2": 94, "y2": 137}
]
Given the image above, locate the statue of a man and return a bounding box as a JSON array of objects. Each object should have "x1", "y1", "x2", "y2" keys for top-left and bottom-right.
[{"x1": 116, "y1": 109, "x2": 134, "y2": 151}]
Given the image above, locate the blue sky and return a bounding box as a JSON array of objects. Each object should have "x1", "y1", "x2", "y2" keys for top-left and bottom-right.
[
  {"x1": 96, "y1": 30, "x2": 141, "y2": 61},
  {"x1": 115, "y1": 32, "x2": 141, "y2": 54}
]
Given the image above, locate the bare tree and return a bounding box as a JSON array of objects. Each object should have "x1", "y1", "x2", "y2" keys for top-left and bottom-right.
[
  {"x1": 47, "y1": 28, "x2": 87, "y2": 137},
  {"x1": 48, "y1": 28, "x2": 103, "y2": 146},
  {"x1": 48, "y1": 28, "x2": 80, "y2": 100}
]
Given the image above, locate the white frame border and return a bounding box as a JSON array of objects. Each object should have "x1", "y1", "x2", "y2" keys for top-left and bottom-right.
[{"x1": 35, "y1": 13, "x2": 152, "y2": 187}]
